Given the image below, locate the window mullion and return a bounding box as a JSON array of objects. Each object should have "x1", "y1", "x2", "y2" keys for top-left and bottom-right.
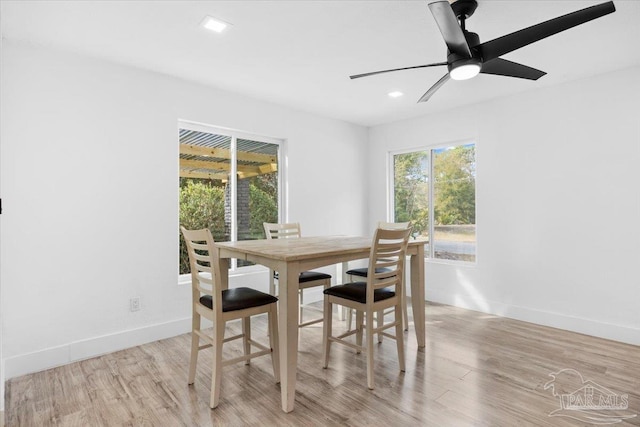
[
  {"x1": 388, "y1": 152, "x2": 395, "y2": 223},
  {"x1": 429, "y1": 149, "x2": 435, "y2": 259},
  {"x1": 230, "y1": 135, "x2": 238, "y2": 269},
  {"x1": 278, "y1": 144, "x2": 285, "y2": 223}
]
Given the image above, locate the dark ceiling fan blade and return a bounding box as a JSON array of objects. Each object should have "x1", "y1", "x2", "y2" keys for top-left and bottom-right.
[
  {"x1": 428, "y1": 1, "x2": 472, "y2": 58},
  {"x1": 349, "y1": 62, "x2": 447, "y2": 80},
  {"x1": 418, "y1": 73, "x2": 450, "y2": 103},
  {"x1": 480, "y1": 58, "x2": 546, "y2": 80},
  {"x1": 477, "y1": 1, "x2": 615, "y2": 63}
]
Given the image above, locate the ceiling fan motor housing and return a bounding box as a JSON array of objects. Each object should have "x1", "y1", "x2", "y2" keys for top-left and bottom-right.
[
  {"x1": 447, "y1": 31, "x2": 482, "y2": 74},
  {"x1": 451, "y1": 0, "x2": 478, "y2": 20},
  {"x1": 463, "y1": 31, "x2": 480, "y2": 48}
]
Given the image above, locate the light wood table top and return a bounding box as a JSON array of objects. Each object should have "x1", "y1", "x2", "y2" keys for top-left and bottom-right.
[{"x1": 217, "y1": 235, "x2": 425, "y2": 256}]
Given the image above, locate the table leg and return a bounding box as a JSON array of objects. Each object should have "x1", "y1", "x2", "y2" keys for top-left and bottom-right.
[
  {"x1": 215, "y1": 251, "x2": 229, "y2": 291},
  {"x1": 277, "y1": 262, "x2": 300, "y2": 412},
  {"x1": 410, "y1": 245, "x2": 426, "y2": 347},
  {"x1": 340, "y1": 261, "x2": 349, "y2": 284}
]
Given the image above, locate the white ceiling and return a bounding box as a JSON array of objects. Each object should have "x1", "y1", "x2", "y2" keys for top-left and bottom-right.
[{"x1": 2, "y1": 1, "x2": 639, "y2": 126}]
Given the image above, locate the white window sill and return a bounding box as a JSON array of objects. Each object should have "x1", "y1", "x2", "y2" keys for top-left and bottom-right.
[{"x1": 426, "y1": 258, "x2": 477, "y2": 267}]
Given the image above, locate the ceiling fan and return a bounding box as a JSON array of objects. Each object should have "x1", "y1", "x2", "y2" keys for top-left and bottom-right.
[{"x1": 350, "y1": 0, "x2": 616, "y2": 103}]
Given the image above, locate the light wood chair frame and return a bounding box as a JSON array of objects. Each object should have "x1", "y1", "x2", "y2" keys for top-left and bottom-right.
[
  {"x1": 323, "y1": 227, "x2": 411, "y2": 390},
  {"x1": 346, "y1": 222, "x2": 411, "y2": 339},
  {"x1": 181, "y1": 226, "x2": 280, "y2": 409},
  {"x1": 263, "y1": 222, "x2": 331, "y2": 328}
]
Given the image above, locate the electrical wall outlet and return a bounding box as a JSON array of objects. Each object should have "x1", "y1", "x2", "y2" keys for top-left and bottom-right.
[{"x1": 130, "y1": 297, "x2": 141, "y2": 312}]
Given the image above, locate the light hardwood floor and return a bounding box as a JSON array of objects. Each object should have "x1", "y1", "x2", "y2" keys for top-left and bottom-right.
[{"x1": 5, "y1": 302, "x2": 640, "y2": 426}]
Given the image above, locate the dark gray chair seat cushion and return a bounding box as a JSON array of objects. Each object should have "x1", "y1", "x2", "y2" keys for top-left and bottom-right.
[
  {"x1": 199, "y1": 287, "x2": 278, "y2": 312},
  {"x1": 323, "y1": 282, "x2": 395, "y2": 304},
  {"x1": 345, "y1": 267, "x2": 392, "y2": 278},
  {"x1": 274, "y1": 270, "x2": 332, "y2": 283},
  {"x1": 299, "y1": 271, "x2": 331, "y2": 282}
]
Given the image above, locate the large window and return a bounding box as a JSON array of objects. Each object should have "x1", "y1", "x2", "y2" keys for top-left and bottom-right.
[
  {"x1": 178, "y1": 122, "x2": 283, "y2": 273},
  {"x1": 392, "y1": 142, "x2": 476, "y2": 262}
]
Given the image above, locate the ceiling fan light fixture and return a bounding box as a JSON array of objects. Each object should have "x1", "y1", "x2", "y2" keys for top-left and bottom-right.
[{"x1": 449, "y1": 61, "x2": 481, "y2": 80}]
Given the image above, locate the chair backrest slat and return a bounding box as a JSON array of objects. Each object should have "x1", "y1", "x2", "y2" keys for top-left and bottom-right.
[
  {"x1": 193, "y1": 253, "x2": 210, "y2": 263},
  {"x1": 378, "y1": 221, "x2": 411, "y2": 230},
  {"x1": 263, "y1": 222, "x2": 301, "y2": 240}
]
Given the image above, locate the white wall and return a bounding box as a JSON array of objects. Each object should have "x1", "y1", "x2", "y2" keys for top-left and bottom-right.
[
  {"x1": 368, "y1": 67, "x2": 640, "y2": 345},
  {"x1": 2, "y1": 39, "x2": 638, "y2": 385},
  {"x1": 0, "y1": 41, "x2": 368, "y2": 378}
]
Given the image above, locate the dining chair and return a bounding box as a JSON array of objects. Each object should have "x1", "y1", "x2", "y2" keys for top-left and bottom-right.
[
  {"x1": 263, "y1": 222, "x2": 332, "y2": 329},
  {"x1": 181, "y1": 226, "x2": 280, "y2": 409},
  {"x1": 322, "y1": 227, "x2": 411, "y2": 390},
  {"x1": 345, "y1": 222, "x2": 411, "y2": 337}
]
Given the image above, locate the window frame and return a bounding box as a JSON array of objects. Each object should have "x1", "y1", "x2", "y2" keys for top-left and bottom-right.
[
  {"x1": 178, "y1": 120, "x2": 286, "y2": 279},
  {"x1": 388, "y1": 138, "x2": 477, "y2": 265}
]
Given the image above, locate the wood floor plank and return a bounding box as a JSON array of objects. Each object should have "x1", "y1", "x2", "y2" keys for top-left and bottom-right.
[{"x1": 5, "y1": 302, "x2": 640, "y2": 426}]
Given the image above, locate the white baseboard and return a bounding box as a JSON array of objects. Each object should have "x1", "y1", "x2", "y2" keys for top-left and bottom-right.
[
  {"x1": 426, "y1": 288, "x2": 640, "y2": 346},
  {"x1": 4, "y1": 317, "x2": 192, "y2": 380}
]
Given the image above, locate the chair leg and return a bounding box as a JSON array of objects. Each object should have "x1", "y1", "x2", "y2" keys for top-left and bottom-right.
[
  {"x1": 268, "y1": 272, "x2": 278, "y2": 338},
  {"x1": 366, "y1": 310, "x2": 375, "y2": 390},
  {"x1": 188, "y1": 313, "x2": 201, "y2": 385},
  {"x1": 402, "y1": 292, "x2": 409, "y2": 332},
  {"x1": 355, "y1": 310, "x2": 364, "y2": 354},
  {"x1": 341, "y1": 273, "x2": 355, "y2": 324},
  {"x1": 377, "y1": 310, "x2": 384, "y2": 343},
  {"x1": 298, "y1": 288, "x2": 304, "y2": 327},
  {"x1": 322, "y1": 299, "x2": 332, "y2": 369},
  {"x1": 268, "y1": 305, "x2": 280, "y2": 383},
  {"x1": 210, "y1": 320, "x2": 225, "y2": 409},
  {"x1": 242, "y1": 317, "x2": 251, "y2": 365},
  {"x1": 395, "y1": 302, "x2": 406, "y2": 372}
]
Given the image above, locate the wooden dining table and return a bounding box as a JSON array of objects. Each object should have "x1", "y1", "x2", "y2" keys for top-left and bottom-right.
[{"x1": 213, "y1": 236, "x2": 427, "y2": 413}]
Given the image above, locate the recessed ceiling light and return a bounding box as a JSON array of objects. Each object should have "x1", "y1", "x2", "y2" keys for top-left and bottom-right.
[
  {"x1": 201, "y1": 16, "x2": 231, "y2": 33},
  {"x1": 388, "y1": 91, "x2": 403, "y2": 98}
]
